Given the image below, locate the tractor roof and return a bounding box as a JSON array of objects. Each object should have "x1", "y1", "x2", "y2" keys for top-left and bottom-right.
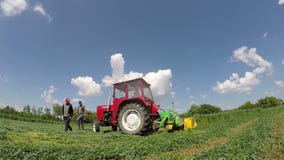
[{"x1": 113, "y1": 78, "x2": 150, "y2": 86}]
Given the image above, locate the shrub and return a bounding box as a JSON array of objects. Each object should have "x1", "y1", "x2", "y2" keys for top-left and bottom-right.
[
  {"x1": 0, "y1": 106, "x2": 17, "y2": 114},
  {"x1": 239, "y1": 101, "x2": 256, "y2": 110},
  {"x1": 184, "y1": 104, "x2": 222, "y2": 116},
  {"x1": 187, "y1": 104, "x2": 201, "y2": 116},
  {"x1": 198, "y1": 104, "x2": 222, "y2": 114},
  {"x1": 256, "y1": 96, "x2": 281, "y2": 108}
]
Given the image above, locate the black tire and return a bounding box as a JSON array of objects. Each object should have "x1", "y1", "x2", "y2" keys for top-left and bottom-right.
[
  {"x1": 118, "y1": 103, "x2": 151, "y2": 135},
  {"x1": 92, "y1": 119, "x2": 100, "y2": 133},
  {"x1": 112, "y1": 125, "x2": 118, "y2": 131}
]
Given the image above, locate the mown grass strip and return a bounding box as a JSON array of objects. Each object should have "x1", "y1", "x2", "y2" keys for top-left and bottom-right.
[
  {"x1": 260, "y1": 112, "x2": 284, "y2": 159},
  {"x1": 150, "y1": 106, "x2": 284, "y2": 160},
  {"x1": 0, "y1": 118, "x2": 205, "y2": 159},
  {"x1": 184, "y1": 106, "x2": 284, "y2": 160},
  {"x1": 145, "y1": 108, "x2": 265, "y2": 159},
  {"x1": 153, "y1": 119, "x2": 256, "y2": 159}
]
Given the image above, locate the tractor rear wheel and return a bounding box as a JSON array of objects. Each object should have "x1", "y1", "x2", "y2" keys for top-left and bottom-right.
[
  {"x1": 118, "y1": 103, "x2": 150, "y2": 135},
  {"x1": 92, "y1": 119, "x2": 100, "y2": 133}
]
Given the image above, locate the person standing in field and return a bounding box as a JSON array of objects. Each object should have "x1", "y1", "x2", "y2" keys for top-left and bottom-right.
[
  {"x1": 62, "y1": 98, "x2": 73, "y2": 132},
  {"x1": 76, "y1": 100, "x2": 87, "y2": 130}
]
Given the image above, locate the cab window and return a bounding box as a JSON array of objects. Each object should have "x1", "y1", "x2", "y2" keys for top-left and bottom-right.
[{"x1": 114, "y1": 84, "x2": 126, "y2": 98}]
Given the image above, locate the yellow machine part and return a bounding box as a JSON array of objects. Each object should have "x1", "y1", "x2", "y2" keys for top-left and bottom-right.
[
  {"x1": 184, "y1": 118, "x2": 197, "y2": 130},
  {"x1": 165, "y1": 124, "x2": 173, "y2": 131}
]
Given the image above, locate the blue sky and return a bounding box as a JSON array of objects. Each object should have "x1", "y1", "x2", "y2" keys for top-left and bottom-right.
[{"x1": 0, "y1": 0, "x2": 284, "y2": 113}]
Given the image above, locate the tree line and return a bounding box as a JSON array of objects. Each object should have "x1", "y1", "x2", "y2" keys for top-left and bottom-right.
[
  {"x1": 183, "y1": 96, "x2": 283, "y2": 117},
  {"x1": 238, "y1": 96, "x2": 283, "y2": 110},
  {"x1": 0, "y1": 104, "x2": 97, "y2": 123}
]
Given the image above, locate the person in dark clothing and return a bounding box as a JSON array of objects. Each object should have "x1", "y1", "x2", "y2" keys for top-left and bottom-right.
[{"x1": 62, "y1": 98, "x2": 73, "y2": 131}]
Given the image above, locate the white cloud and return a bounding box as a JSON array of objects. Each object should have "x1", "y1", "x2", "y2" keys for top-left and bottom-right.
[
  {"x1": 275, "y1": 81, "x2": 284, "y2": 88},
  {"x1": 282, "y1": 59, "x2": 284, "y2": 65},
  {"x1": 232, "y1": 46, "x2": 273, "y2": 75},
  {"x1": 102, "y1": 53, "x2": 173, "y2": 97},
  {"x1": 124, "y1": 71, "x2": 144, "y2": 82},
  {"x1": 0, "y1": 102, "x2": 7, "y2": 107},
  {"x1": 71, "y1": 53, "x2": 173, "y2": 98},
  {"x1": 71, "y1": 76, "x2": 102, "y2": 97},
  {"x1": 279, "y1": 0, "x2": 284, "y2": 5},
  {"x1": 33, "y1": 4, "x2": 52, "y2": 22},
  {"x1": 0, "y1": 102, "x2": 22, "y2": 111},
  {"x1": 262, "y1": 32, "x2": 268, "y2": 39},
  {"x1": 213, "y1": 46, "x2": 272, "y2": 94},
  {"x1": 0, "y1": 0, "x2": 27, "y2": 16},
  {"x1": 213, "y1": 72, "x2": 261, "y2": 94},
  {"x1": 102, "y1": 53, "x2": 143, "y2": 87},
  {"x1": 144, "y1": 69, "x2": 173, "y2": 97},
  {"x1": 102, "y1": 53, "x2": 125, "y2": 86},
  {"x1": 0, "y1": 0, "x2": 52, "y2": 22},
  {"x1": 41, "y1": 85, "x2": 60, "y2": 104},
  {"x1": 33, "y1": 4, "x2": 45, "y2": 15},
  {"x1": 110, "y1": 53, "x2": 125, "y2": 81}
]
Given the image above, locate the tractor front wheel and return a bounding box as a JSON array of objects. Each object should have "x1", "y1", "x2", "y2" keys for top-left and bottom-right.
[{"x1": 118, "y1": 103, "x2": 150, "y2": 135}]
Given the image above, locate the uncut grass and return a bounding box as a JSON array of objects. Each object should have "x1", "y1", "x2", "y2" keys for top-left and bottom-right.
[
  {"x1": 150, "y1": 105, "x2": 284, "y2": 160},
  {"x1": 260, "y1": 111, "x2": 284, "y2": 159},
  {"x1": 184, "y1": 106, "x2": 284, "y2": 160}
]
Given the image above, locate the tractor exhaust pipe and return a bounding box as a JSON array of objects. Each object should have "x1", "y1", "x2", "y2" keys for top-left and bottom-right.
[{"x1": 106, "y1": 92, "x2": 111, "y2": 112}]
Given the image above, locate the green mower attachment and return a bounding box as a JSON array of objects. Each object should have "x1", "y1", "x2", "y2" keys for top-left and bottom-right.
[{"x1": 157, "y1": 110, "x2": 197, "y2": 131}]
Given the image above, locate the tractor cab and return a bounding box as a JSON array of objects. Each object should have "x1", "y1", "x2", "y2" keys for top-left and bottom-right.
[{"x1": 113, "y1": 78, "x2": 155, "y2": 106}]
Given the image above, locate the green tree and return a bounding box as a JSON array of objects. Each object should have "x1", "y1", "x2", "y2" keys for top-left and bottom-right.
[
  {"x1": 37, "y1": 107, "x2": 43, "y2": 115},
  {"x1": 0, "y1": 106, "x2": 17, "y2": 114},
  {"x1": 83, "y1": 112, "x2": 97, "y2": 123},
  {"x1": 53, "y1": 104, "x2": 62, "y2": 116},
  {"x1": 31, "y1": 107, "x2": 37, "y2": 114},
  {"x1": 239, "y1": 101, "x2": 255, "y2": 110},
  {"x1": 280, "y1": 99, "x2": 284, "y2": 104},
  {"x1": 199, "y1": 104, "x2": 222, "y2": 114},
  {"x1": 23, "y1": 105, "x2": 31, "y2": 113},
  {"x1": 256, "y1": 96, "x2": 281, "y2": 108},
  {"x1": 187, "y1": 104, "x2": 200, "y2": 116},
  {"x1": 44, "y1": 108, "x2": 51, "y2": 115}
]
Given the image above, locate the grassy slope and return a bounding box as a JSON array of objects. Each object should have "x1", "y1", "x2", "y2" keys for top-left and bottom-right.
[
  {"x1": 0, "y1": 105, "x2": 283, "y2": 159},
  {"x1": 260, "y1": 111, "x2": 284, "y2": 159}
]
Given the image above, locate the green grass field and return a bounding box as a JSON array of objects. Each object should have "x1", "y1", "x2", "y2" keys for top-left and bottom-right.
[{"x1": 1, "y1": 105, "x2": 284, "y2": 160}]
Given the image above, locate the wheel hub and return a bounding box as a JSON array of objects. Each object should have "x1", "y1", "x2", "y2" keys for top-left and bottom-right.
[
  {"x1": 126, "y1": 113, "x2": 139, "y2": 126},
  {"x1": 122, "y1": 109, "x2": 142, "y2": 131}
]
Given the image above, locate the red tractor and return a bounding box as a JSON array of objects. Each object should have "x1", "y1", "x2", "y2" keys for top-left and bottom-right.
[{"x1": 93, "y1": 78, "x2": 160, "y2": 134}]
